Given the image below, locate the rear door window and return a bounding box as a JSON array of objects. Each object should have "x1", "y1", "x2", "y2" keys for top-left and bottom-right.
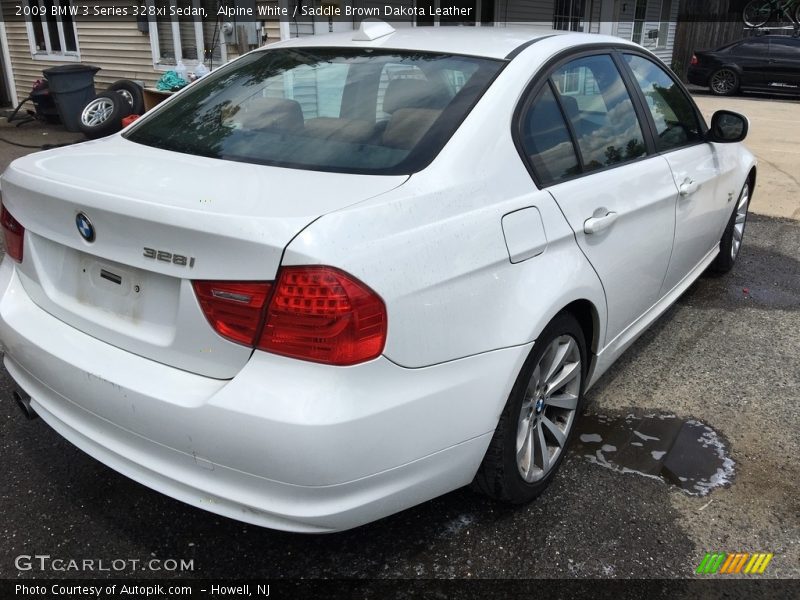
[
  {"x1": 550, "y1": 55, "x2": 647, "y2": 172},
  {"x1": 731, "y1": 39, "x2": 769, "y2": 56}
]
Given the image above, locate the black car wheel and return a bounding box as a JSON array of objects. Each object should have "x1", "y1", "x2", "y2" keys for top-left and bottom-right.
[
  {"x1": 710, "y1": 68, "x2": 739, "y2": 96},
  {"x1": 78, "y1": 91, "x2": 132, "y2": 139}
]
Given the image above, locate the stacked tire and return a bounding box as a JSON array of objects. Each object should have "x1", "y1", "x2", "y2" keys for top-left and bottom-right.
[{"x1": 78, "y1": 80, "x2": 144, "y2": 139}]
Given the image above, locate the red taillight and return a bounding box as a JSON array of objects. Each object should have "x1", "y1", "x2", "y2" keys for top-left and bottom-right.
[
  {"x1": 192, "y1": 281, "x2": 272, "y2": 346},
  {"x1": 258, "y1": 266, "x2": 387, "y2": 366},
  {"x1": 690, "y1": 54, "x2": 699, "y2": 66},
  {"x1": 1, "y1": 203, "x2": 25, "y2": 262},
  {"x1": 193, "y1": 266, "x2": 387, "y2": 366}
]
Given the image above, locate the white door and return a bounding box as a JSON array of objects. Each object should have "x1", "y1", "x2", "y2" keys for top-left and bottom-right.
[
  {"x1": 519, "y1": 53, "x2": 677, "y2": 345},
  {"x1": 549, "y1": 160, "x2": 677, "y2": 344},
  {"x1": 621, "y1": 53, "x2": 732, "y2": 294}
]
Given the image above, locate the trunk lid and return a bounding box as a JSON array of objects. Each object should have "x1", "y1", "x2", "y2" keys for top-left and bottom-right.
[{"x1": 1, "y1": 136, "x2": 407, "y2": 378}]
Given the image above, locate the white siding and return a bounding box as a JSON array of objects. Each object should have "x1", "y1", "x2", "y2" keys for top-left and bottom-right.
[
  {"x1": 2, "y1": 0, "x2": 243, "y2": 103},
  {"x1": 256, "y1": 0, "x2": 283, "y2": 43},
  {"x1": 614, "y1": 0, "x2": 634, "y2": 41},
  {"x1": 3, "y1": 1, "x2": 158, "y2": 101},
  {"x1": 613, "y1": 0, "x2": 677, "y2": 64},
  {"x1": 588, "y1": 0, "x2": 602, "y2": 33},
  {"x1": 2, "y1": 0, "x2": 682, "y2": 105},
  {"x1": 498, "y1": 0, "x2": 554, "y2": 23},
  {"x1": 652, "y1": 1, "x2": 679, "y2": 66}
]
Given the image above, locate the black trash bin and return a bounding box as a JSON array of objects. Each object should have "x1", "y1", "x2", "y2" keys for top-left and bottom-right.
[{"x1": 42, "y1": 64, "x2": 101, "y2": 132}]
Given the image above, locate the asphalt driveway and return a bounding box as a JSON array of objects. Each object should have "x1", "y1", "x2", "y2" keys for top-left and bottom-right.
[{"x1": 0, "y1": 97, "x2": 797, "y2": 581}]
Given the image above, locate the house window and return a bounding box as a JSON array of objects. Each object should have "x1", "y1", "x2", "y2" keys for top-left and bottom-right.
[
  {"x1": 656, "y1": 0, "x2": 672, "y2": 49},
  {"x1": 631, "y1": 0, "x2": 648, "y2": 45},
  {"x1": 25, "y1": 0, "x2": 79, "y2": 60},
  {"x1": 553, "y1": 0, "x2": 587, "y2": 32},
  {"x1": 147, "y1": 0, "x2": 225, "y2": 68}
]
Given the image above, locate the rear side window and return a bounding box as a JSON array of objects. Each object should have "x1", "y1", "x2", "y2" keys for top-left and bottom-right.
[
  {"x1": 519, "y1": 84, "x2": 580, "y2": 186},
  {"x1": 769, "y1": 38, "x2": 800, "y2": 57},
  {"x1": 125, "y1": 48, "x2": 503, "y2": 175},
  {"x1": 624, "y1": 54, "x2": 703, "y2": 152},
  {"x1": 550, "y1": 55, "x2": 647, "y2": 172},
  {"x1": 731, "y1": 39, "x2": 768, "y2": 56}
]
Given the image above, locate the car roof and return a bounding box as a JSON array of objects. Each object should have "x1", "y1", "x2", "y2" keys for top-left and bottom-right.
[
  {"x1": 736, "y1": 35, "x2": 798, "y2": 41},
  {"x1": 259, "y1": 25, "x2": 620, "y2": 60}
]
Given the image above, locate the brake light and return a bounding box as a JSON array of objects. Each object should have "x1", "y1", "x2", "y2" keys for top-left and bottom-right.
[
  {"x1": 1, "y1": 203, "x2": 25, "y2": 262},
  {"x1": 690, "y1": 54, "x2": 699, "y2": 66},
  {"x1": 258, "y1": 266, "x2": 387, "y2": 366},
  {"x1": 192, "y1": 281, "x2": 272, "y2": 345}
]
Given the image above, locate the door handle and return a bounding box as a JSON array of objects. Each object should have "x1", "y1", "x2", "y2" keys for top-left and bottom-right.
[
  {"x1": 679, "y1": 178, "x2": 699, "y2": 196},
  {"x1": 583, "y1": 211, "x2": 618, "y2": 234}
]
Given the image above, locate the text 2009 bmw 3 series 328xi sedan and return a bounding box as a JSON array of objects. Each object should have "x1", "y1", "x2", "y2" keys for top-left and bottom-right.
[{"x1": 0, "y1": 23, "x2": 755, "y2": 532}]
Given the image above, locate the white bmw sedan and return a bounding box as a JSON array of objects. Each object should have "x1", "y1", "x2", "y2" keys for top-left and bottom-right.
[{"x1": 0, "y1": 24, "x2": 755, "y2": 532}]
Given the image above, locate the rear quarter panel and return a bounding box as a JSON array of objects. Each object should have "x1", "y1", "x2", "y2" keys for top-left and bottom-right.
[{"x1": 283, "y1": 48, "x2": 608, "y2": 369}]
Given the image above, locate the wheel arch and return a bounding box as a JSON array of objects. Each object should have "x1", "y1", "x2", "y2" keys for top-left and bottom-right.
[
  {"x1": 562, "y1": 298, "x2": 600, "y2": 358},
  {"x1": 555, "y1": 298, "x2": 601, "y2": 389},
  {"x1": 747, "y1": 166, "x2": 756, "y2": 198},
  {"x1": 719, "y1": 63, "x2": 744, "y2": 76}
]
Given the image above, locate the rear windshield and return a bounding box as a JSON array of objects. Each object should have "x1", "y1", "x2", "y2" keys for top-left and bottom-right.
[{"x1": 125, "y1": 48, "x2": 503, "y2": 175}]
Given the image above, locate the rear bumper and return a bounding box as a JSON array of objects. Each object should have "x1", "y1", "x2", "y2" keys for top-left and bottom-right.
[{"x1": 0, "y1": 258, "x2": 528, "y2": 531}]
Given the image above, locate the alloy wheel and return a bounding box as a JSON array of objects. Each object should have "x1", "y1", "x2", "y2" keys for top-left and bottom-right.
[
  {"x1": 80, "y1": 97, "x2": 115, "y2": 127},
  {"x1": 516, "y1": 335, "x2": 582, "y2": 483},
  {"x1": 732, "y1": 184, "x2": 750, "y2": 261},
  {"x1": 711, "y1": 69, "x2": 737, "y2": 95},
  {"x1": 116, "y1": 89, "x2": 134, "y2": 109}
]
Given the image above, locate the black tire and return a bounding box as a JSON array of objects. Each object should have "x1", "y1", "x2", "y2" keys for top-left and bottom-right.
[
  {"x1": 472, "y1": 312, "x2": 587, "y2": 504},
  {"x1": 107, "y1": 79, "x2": 145, "y2": 114},
  {"x1": 78, "y1": 91, "x2": 132, "y2": 139},
  {"x1": 743, "y1": 0, "x2": 772, "y2": 27},
  {"x1": 710, "y1": 181, "x2": 751, "y2": 274},
  {"x1": 709, "y1": 68, "x2": 740, "y2": 96}
]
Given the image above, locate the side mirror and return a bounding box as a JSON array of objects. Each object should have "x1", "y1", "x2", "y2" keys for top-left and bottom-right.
[{"x1": 707, "y1": 110, "x2": 749, "y2": 143}]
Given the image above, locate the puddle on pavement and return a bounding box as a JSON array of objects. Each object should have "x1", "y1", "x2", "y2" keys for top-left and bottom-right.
[{"x1": 572, "y1": 412, "x2": 734, "y2": 496}]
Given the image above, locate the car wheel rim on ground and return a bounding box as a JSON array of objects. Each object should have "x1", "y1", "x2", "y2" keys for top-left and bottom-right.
[
  {"x1": 711, "y1": 69, "x2": 737, "y2": 95},
  {"x1": 516, "y1": 334, "x2": 582, "y2": 483},
  {"x1": 116, "y1": 89, "x2": 134, "y2": 109},
  {"x1": 81, "y1": 97, "x2": 115, "y2": 127},
  {"x1": 732, "y1": 184, "x2": 750, "y2": 260}
]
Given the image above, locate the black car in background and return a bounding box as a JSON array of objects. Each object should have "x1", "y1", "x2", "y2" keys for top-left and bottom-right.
[{"x1": 688, "y1": 35, "x2": 800, "y2": 96}]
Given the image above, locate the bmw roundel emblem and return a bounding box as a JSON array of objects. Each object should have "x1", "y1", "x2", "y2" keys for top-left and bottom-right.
[{"x1": 76, "y1": 212, "x2": 95, "y2": 242}]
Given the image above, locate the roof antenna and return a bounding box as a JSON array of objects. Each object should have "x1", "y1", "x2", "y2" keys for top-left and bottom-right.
[{"x1": 352, "y1": 19, "x2": 396, "y2": 41}]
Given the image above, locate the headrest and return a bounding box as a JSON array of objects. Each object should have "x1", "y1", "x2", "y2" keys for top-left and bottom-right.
[
  {"x1": 304, "y1": 118, "x2": 374, "y2": 143},
  {"x1": 382, "y1": 108, "x2": 442, "y2": 150},
  {"x1": 238, "y1": 97, "x2": 304, "y2": 131},
  {"x1": 382, "y1": 79, "x2": 450, "y2": 114},
  {"x1": 558, "y1": 94, "x2": 579, "y2": 121}
]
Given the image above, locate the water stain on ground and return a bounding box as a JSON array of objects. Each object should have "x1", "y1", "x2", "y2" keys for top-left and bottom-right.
[{"x1": 572, "y1": 411, "x2": 735, "y2": 496}]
